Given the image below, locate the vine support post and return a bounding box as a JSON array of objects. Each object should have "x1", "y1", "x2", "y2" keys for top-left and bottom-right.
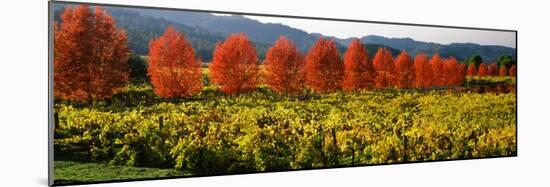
[
  {"x1": 159, "y1": 115, "x2": 164, "y2": 130},
  {"x1": 54, "y1": 111, "x2": 59, "y2": 130}
]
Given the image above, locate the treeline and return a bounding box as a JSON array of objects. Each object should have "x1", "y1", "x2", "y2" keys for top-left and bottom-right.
[
  {"x1": 467, "y1": 62, "x2": 517, "y2": 77},
  {"x1": 54, "y1": 5, "x2": 517, "y2": 102}
]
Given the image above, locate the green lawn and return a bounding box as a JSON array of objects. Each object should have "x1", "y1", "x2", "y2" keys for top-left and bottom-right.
[{"x1": 54, "y1": 161, "x2": 191, "y2": 185}]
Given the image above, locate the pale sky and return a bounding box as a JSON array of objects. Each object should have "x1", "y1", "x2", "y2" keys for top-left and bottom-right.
[{"x1": 242, "y1": 15, "x2": 516, "y2": 48}]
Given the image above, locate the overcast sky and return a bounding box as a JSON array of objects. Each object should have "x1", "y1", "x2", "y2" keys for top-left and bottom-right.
[{"x1": 242, "y1": 15, "x2": 516, "y2": 48}]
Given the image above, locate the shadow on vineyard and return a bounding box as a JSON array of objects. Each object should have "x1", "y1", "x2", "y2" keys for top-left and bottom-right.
[
  {"x1": 54, "y1": 76, "x2": 517, "y2": 109},
  {"x1": 463, "y1": 77, "x2": 517, "y2": 94}
]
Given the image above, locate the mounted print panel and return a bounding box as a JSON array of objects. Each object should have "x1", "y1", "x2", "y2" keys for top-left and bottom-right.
[{"x1": 49, "y1": 1, "x2": 517, "y2": 186}]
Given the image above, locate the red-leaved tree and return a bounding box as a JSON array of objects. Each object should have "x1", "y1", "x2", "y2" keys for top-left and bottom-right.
[
  {"x1": 458, "y1": 63, "x2": 467, "y2": 85},
  {"x1": 488, "y1": 63, "x2": 498, "y2": 76},
  {"x1": 509, "y1": 65, "x2": 517, "y2": 77},
  {"x1": 54, "y1": 5, "x2": 129, "y2": 102},
  {"x1": 373, "y1": 48, "x2": 394, "y2": 88},
  {"x1": 264, "y1": 36, "x2": 305, "y2": 94},
  {"x1": 304, "y1": 37, "x2": 343, "y2": 93},
  {"x1": 209, "y1": 33, "x2": 259, "y2": 94},
  {"x1": 467, "y1": 63, "x2": 477, "y2": 77},
  {"x1": 443, "y1": 57, "x2": 464, "y2": 86},
  {"x1": 342, "y1": 39, "x2": 374, "y2": 91},
  {"x1": 499, "y1": 66, "x2": 508, "y2": 76},
  {"x1": 393, "y1": 51, "x2": 415, "y2": 88},
  {"x1": 413, "y1": 53, "x2": 432, "y2": 88},
  {"x1": 148, "y1": 26, "x2": 203, "y2": 98},
  {"x1": 430, "y1": 54, "x2": 445, "y2": 87},
  {"x1": 477, "y1": 63, "x2": 489, "y2": 77}
]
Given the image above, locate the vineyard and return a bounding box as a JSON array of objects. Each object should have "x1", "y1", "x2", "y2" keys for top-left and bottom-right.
[
  {"x1": 54, "y1": 79, "x2": 517, "y2": 181},
  {"x1": 52, "y1": 4, "x2": 517, "y2": 184}
]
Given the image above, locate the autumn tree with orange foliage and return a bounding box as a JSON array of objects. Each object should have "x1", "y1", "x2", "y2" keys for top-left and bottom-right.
[
  {"x1": 54, "y1": 5, "x2": 129, "y2": 102},
  {"x1": 393, "y1": 51, "x2": 415, "y2": 88},
  {"x1": 304, "y1": 37, "x2": 343, "y2": 93},
  {"x1": 148, "y1": 26, "x2": 202, "y2": 98},
  {"x1": 413, "y1": 53, "x2": 432, "y2": 88},
  {"x1": 467, "y1": 63, "x2": 477, "y2": 77},
  {"x1": 477, "y1": 63, "x2": 489, "y2": 77},
  {"x1": 458, "y1": 63, "x2": 468, "y2": 84},
  {"x1": 373, "y1": 48, "x2": 394, "y2": 88},
  {"x1": 488, "y1": 63, "x2": 498, "y2": 76},
  {"x1": 342, "y1": 39, "x2": 374, "y2": 91},
  {"x1": 264, "y1": 36, "x2": 305, "y2": 94},
  {"x1": 509, "y1": 65, "x2": 517, "y2": 77},
  {"x1": 209, "y1": 33, "x2": 259, "y2": 94},
  {"x1": 430, "y1": 54, "x2": 445, "y2": 87},
  {"x1": 442, "y1": 57, "x2": 465, "y2": 86},
  {"x1": 499, "y1": 66, "x2": 508, "y2": 76}
]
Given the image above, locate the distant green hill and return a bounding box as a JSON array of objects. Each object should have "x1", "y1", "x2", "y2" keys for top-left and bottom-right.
[
  {"x1": 53, "y1": 4, "x2": 512, "y2": 62},
  {"x1": 134, "y1": 8, "x2": 515, "y2": 62},
  {"x1": 53, "y1": 4, "x2": 270, "y2": 61},
  {"x1": 357, "y1": 35, "x2": 516, "y2": 61},
  {"x1": 132, "y1": 9, "x2": 320, "y2": 53}
]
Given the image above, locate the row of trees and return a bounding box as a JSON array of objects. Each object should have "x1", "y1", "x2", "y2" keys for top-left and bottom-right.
[
  {"x1": 467, "y1": 63, "x2": 517, "y2": 77},
  {"x1": 54, "y1": 5, "x2": 517, "y2": 101},
  {"x1": 148, "y1": 28, "x2": 516, "y2": 97}
]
